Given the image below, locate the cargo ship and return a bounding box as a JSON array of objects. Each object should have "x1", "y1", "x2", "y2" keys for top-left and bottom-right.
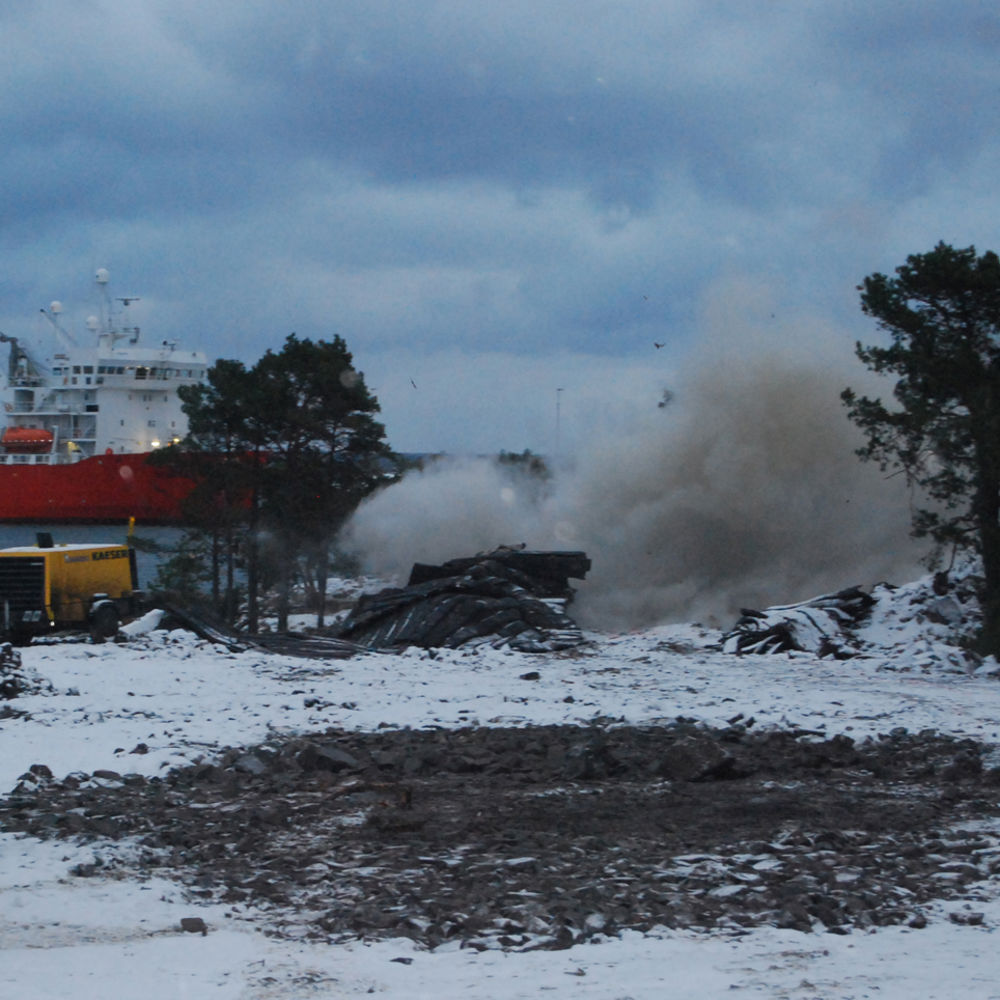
[{"x1": 0, "y1": 269, "x2": 209, "y2": 523}]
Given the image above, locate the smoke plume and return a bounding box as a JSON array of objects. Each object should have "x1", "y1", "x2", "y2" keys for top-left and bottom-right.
[{"x1": 343, "y1": 300, "x2": 925, "y2": 630}]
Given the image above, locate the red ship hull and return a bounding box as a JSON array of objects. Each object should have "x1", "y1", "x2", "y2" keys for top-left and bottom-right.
[{"x1": 0, "y1": 453, "x2": 198, "y2": 524}]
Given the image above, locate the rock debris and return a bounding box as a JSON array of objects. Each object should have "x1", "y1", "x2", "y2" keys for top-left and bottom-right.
[{"x1": 3, "y1": 722, "x2": 1000, "y2": 950}]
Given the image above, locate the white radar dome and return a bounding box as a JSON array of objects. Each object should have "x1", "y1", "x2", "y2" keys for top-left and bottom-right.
[
  {"x1": 86, "y1": 316, "x2": 99, "y2": 331},
  {"x1": 95, "y1": 268, "x2": 110, "y2": 284},
  {"x1": 49, "y1": 301, "x2": 62, "y2": 314}
]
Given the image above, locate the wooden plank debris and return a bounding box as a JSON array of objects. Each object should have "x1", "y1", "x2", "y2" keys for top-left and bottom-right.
[{"x1": 335, "y1": 547, "x2": 591, "y2": 652}]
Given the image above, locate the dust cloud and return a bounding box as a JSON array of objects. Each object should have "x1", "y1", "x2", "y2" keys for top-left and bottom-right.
[{"x1": 343, "y1": 303, "x2": 925, "y2": 630}]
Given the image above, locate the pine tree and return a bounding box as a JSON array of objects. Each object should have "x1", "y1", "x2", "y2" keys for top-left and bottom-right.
[
  {"x1": 842, "y1": 242, "x2": 1000, "y2": 653},
  {"x1": 176, "y1": 334, "x2": 396, "y2": 630}
]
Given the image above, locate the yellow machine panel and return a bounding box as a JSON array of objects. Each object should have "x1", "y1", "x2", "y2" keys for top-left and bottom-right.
[{"x1": 43, "y1": 546, "x2": 136, "y2": 622}]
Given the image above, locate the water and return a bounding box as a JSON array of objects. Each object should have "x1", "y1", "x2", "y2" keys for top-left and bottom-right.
[{"x1": 0, "y1": 524, "x2": 187, "y2": 589}]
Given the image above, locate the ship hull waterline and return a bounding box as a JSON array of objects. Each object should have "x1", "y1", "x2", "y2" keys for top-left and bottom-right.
[{"x1": 0, "y1": 452, "x2": 199, "y2": 524}]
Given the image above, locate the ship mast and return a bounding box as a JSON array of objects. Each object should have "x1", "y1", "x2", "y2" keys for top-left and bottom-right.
[{"x1": 94, "y1": 268, "x2": 141, "y2": 348}]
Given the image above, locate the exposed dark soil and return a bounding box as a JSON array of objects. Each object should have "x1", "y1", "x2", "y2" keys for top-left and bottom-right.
[{"x1": 4, "y1": 721, "x2": 1000, "y2": 949}]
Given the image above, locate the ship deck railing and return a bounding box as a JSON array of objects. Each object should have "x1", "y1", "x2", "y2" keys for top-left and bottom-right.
[
  {"x1": 0, "y1": 453, "x2": 63, "y2": 465},
  {"x1": 7, "y1": 404, "x2": 90, "y2": 415}
]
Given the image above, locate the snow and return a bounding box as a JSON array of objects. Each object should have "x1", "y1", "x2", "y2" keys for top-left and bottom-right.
[{"x1": 4, "y1": 572, "x2": 1000, "y2": 998}]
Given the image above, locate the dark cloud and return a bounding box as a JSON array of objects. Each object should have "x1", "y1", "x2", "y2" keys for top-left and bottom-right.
[{"x1": 2, "y1": 2, "x2": 999, "y2": 453}]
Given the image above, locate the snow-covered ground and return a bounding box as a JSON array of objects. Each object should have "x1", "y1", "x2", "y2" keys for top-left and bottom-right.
[{"x1": 3, "y1": 573, "x2": 1000, "y2": 998}]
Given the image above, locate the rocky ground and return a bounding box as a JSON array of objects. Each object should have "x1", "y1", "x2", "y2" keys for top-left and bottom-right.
[{"x1": 4, "y1": 720, "x2": 1000, "y2": 951}]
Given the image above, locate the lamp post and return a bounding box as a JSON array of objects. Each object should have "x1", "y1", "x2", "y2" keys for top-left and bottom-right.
[{"x1": 555, "y1": 387, "x2": 564, "y2": 464}]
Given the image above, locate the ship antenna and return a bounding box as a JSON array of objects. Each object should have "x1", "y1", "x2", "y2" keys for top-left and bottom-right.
[
  {"x1": 93, "y1": 268, "x2": 141, "y2": 346},
  {"x1": 117, "y1": 296, "x2": 142, "y2": 345},
  {"x1": 95, "y1": 267, "x2": 112, "y2": 335}
]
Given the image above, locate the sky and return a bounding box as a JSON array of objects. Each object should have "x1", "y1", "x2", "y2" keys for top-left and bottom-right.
[{"x1": 2, "y1": 1, "x2": 999, "y2": 454}]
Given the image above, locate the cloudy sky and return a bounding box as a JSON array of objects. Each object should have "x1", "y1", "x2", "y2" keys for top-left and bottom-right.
[{"x1": 2, "y1": 1, "x2": 999, "y2": 454}]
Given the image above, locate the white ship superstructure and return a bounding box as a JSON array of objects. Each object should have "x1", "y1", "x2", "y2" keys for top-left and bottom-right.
[{"x1": 0, "y1": 269, "x2": 208, "y2": 465}]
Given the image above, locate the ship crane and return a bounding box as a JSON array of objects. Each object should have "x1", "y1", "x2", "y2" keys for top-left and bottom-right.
[
  {"x1": 0, "y1": 332, "x2": 18, "y2": 382},
  {"x1": 39, "y1": 300, "x2": 79, "y2": 351},
  {"x1": 0, "y1": 331, "x2": 48, "y2": 384}
]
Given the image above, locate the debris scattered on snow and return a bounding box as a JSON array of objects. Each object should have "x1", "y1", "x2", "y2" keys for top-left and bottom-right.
[
  {"x1": 722, "y1": 587, "x2": 876, "y2": 657},
  {"x1": 0, "y1": 642, "x2": 52, "y2": 701},
  {"x1": 334, "y1": 547, "x2": 591, "y2": 651},
  {"x1": 151, "y1": 599, "x2": 260, "y2": 653},
  {"x1": 723, "y1": 560, "x2": 990, "y2": 672},
  {"x1": 4, "y1": 723, "x2": 1000, "y2": 950}
]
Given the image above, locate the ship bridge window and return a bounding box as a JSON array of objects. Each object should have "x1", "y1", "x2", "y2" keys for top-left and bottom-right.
[
  {"x1": 135, "y1": 366, "x2": 148, "y2": 379},
  {"x1": 83, "y1": 366, "x2": 93, "y2": 374}
]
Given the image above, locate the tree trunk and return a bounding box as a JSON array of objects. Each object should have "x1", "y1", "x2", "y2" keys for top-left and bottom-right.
[
  {"x1": 246, "y1": 482, "x2": 260, "y2": 634},
  {"x1": 211, "y1": 528, "x2": 221, "y2": 614},
  {"x1": 315, "y1": 544, "x2": 329, "y2": 629},
  {"x1": 974, "y1": 472, "x2": 1000, "y2": 656},
  {"x1": 277, "y1": 553, "x2": 291, "y2": 633},
  {"x1": 224, "y1": 523, "x2": 237, "y2": 624}
]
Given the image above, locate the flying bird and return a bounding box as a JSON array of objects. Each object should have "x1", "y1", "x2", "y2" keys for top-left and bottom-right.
[
  {"x1": 654, "y1": 342, "x2": 664, "y2": 349},
  {"x1": 410, "y1": 378, "x2": 418, "y2": 389}
]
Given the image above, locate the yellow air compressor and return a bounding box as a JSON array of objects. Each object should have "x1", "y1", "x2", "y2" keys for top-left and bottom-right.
[{"x1": 0, "y1": 533, "x2": 142, "y2": 643}]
